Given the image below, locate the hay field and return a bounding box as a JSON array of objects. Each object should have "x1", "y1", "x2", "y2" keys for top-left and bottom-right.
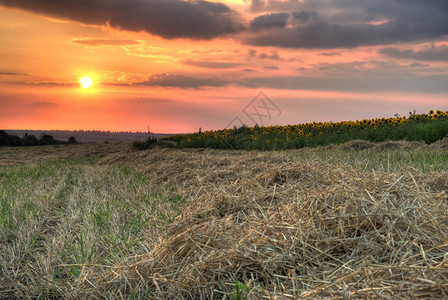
[{"x1": 1, "y1": 141, "x2": 448, "y2": 299}]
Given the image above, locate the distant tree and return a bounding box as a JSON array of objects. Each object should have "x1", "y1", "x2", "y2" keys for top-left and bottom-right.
[
  {"x1": 7, "y1": 134, "x2": 22, "y2": 147},
  {"x1": 39, "y1": 134, "x2": 56, "y2": 145},
  {"x1": 68, "y1": 136, "x2": 78, "y2": 144},
  {"x1": 0, "y1": 130, "x2": 7, "y2": 146},
  {"x1": 22, "y1": 134, "x2": 39, "y2": 146}
]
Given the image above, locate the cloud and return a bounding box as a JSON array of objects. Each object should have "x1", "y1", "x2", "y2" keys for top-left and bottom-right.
[
  {"x1": 306, "y1": 60, "x2": 430, "y2": 77},
  {"x1": 238, "y1": 74, "x2": 448, "y2": 93},
  {"x1": 259, "y1": 50, "x2": 284, "y2": 61},
  {"x1": 249, "y1": 0, "x2": 448, "y2": 14},
  {"x1": 135, "y1": 73, "x2": 229, "y2": 89},
  {"x1": 245, "y1": 1, "x2": 448, "y2": 48},
  {"x1": 0, "y1": 72, "x2": 27, "y2": 75},
  {"x1": 291, "y1": 11, "x2": 319, "y2": 24},
  {"x1": 379, "y1": 45, "x2": 448, "y2": 61},
  {"x1": 263, "y1": 65, "x2": 279, "y2": 70},
  {"x1": 122, "y1": 97, "x2": 173, "y2": 104},
  {"x1": 246, "y1": 19, "x2": 448, "y2": 48},
  {"x1": 31, "y1": 101, "x2": 58, "y2": 108},
  {"x1": 72, "y1": 38, "x2": 140, "y2": 46},
  {"x1": 248, "y1": 49, "x2": 285, "y2": 61},
  {"x1": 24, "y1": 81, "x2": 76, "y2": 86},
  {"x1": 182, "y1": 60, "x2": 241, "y2": 69},
  {"x1": 0, "y1": 0, "x2": 244, "y2": 40},
  {"x1": 249, "y1": 12, "x2": 289, "y2": 31},
  {"x1": 248, "y1": 49, "x2": 257, "y2": 57},
  {"x1": 319, "y1": 52, "x2": 340, "y2": 57},
  {"x1": 248, "y1": 0, "x2": 266, "y2": 12},
  {"x1": 3, "y1": 0, "x2": 446, "y2": 48},
  {"x1": 136, "y1": 59, "x2": 440, "y2": 92},
  {"x1": 237, "y1": 58, "x2": 443, "y2": 93}
]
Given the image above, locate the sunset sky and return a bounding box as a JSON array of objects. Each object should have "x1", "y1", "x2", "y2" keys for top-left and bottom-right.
[{"x1": 1, "y1": 0, "x2": 447, "y2": 133}]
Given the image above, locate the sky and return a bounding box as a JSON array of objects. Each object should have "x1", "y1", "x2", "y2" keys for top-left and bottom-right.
[{"x1": 0, "y1": 0, "x2": 447, "y2": 133}]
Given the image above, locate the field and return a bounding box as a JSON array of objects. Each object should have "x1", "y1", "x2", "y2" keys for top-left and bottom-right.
[
  {"x1": 1, "y1": 141, "x2": 448, "y2": 299},
  {"x1": 165, "y1": 110, "x2": 448, "y2": 150},
  {"x1": 4, "y1": 130, "x2": 171, "y2": 143}
]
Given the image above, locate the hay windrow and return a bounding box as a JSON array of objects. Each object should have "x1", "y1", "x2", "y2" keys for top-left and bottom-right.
[
  {"x1": 431, "y1": 137, "x2": 448, "y2": 150},
  {"x1": 89, "y1": 147, "x2": 448, "y2": 299},
  {"x1": 2, "y1": 142, "x2": 447, "y2": 299}
]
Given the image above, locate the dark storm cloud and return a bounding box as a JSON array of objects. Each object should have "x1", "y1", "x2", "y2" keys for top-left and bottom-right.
[
  {"x1": 245, "y1": 0, "x2": 448, "y2": 48},
  {"x1": 136, "y1": 73, "x2": 229, "y2": 89},
  {"x1": 0, "y1": 0, "x2": 244, "y2": 40},
  {"x1": 291, "y1": 11, "x2": 319, "y2": 24},
  {"x1": 249, "y1": 12, "x2": 289, "y2": 31},
  {"x1": 72, "y1": 38, "x2": 140, "y2": 47},
  {"x1": 249, "y1": 0, "x2": 448, "y2": 13},
  {"x1": 379, "y1": 46, "x2": 448, "y2": 61},
  {"x1": 247, "y1": 19, "x2": 448, "y2": 48}
]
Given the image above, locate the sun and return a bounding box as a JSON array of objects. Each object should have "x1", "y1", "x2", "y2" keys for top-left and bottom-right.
[{"x1": 80, "y1": 76, "x2": 93, "y2": 89}]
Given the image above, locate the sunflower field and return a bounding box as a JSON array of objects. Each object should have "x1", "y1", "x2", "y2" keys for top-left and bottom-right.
[{"x1": 163, "y1": 110, "x2": 448, "y2": 150}]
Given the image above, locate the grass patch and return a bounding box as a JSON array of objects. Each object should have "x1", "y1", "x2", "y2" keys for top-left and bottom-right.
[{"x1": 0, "y1": 153, "x2": 186, "y2": 298}]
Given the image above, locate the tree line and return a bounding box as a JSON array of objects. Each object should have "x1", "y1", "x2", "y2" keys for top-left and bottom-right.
[{"x1": 0, "y1": 131, "x2": 78, "y2": 147}]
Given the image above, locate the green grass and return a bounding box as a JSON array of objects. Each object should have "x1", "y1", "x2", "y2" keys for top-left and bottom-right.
[{"x1": 0, "y1": 157, "x2": 186, "y2": 298}]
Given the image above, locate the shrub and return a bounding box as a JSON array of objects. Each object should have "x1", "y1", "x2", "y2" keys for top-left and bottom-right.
[
  {"x1": 133, "y1": 136, "x2": 158, "y2": 150},
  {"x1": 68, "y1": 136, "x2": 78, "y2": 144},
  {"x1": 39, "y1": 134, "x2": 57, "y2": 145},
  {"x1": 22, "y1": 134, "x2": 39, "y2": 146},
  {"x1": 7, "y1": 134, "x2": 22, "y2": 147},
  {"x1": 0, "y1": 130, "x2": 8, "y2": 146}
]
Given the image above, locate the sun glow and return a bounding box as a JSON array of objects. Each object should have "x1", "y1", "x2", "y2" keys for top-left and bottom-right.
[{"x1": 80, "y1": 76, "x2": 93, "y2": 89}]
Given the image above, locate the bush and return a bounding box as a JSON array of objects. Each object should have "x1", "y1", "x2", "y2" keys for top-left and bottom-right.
[
  {"x1": 133, "y1": 136, "x2": 158, "y2": 150},
  {"x1": 39, "y1": 134, "x2": 57, "y2": 145},
  {"x1": 0, "y1": 130, "x2": 8, "y2": 146},
  {"x1": 68, "y1": 136, "x2": 78, "y2": 144},
  {"x1": 7, "y1": 134, "x2": 22, "y2": 147},
  {"x1": 22, "y1": 134, "x2": 39, "y2": 146}
]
